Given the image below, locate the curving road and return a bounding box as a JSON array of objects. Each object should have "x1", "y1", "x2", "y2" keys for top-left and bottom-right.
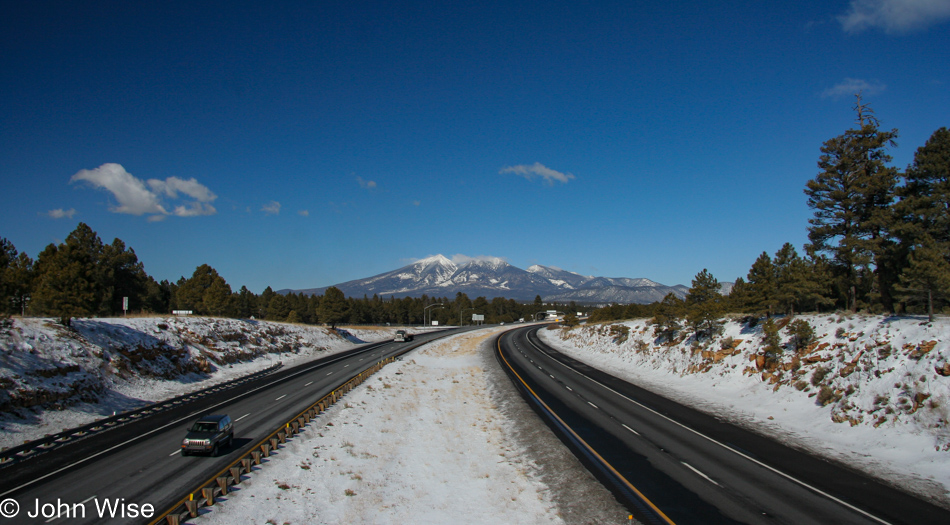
[
  {"x1": 0, "y1": 329, "x2": 456, "y2": 524},
  {"x1": 495, "y1": 324, "x2": 950, "y2": 525}
]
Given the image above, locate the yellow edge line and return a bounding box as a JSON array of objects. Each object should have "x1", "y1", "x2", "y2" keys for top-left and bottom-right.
[
  {"x1": 496, "y1": 335, "x2": 676, "y2": 525},
  {"x1": 147, "y1": 358, "x2": 392, "y2": 525}
]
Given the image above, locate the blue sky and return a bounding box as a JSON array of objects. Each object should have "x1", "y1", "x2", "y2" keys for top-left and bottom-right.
[{"x1": 2, "y1": 1, "x2": 949, "y2": 294}]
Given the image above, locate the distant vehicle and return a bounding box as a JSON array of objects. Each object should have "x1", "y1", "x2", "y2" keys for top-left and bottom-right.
[
  {"x1": 394, "y1": 329, "x2": 413, "y2": 342},
  {"x1": 182, "y1": 414, "x2": 233, "y2": 456}
]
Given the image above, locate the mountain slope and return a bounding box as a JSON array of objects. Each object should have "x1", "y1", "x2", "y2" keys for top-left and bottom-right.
[{"x1": 281, "y1": 255, "x2": 695, "y2": 303}]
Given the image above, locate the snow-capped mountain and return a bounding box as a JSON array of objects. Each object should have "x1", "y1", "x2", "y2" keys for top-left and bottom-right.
[
  {"x1": 283, "y1": 255, "x2": 692, "y2": 304},
  {"x1": 525, "y1": 265, "x2": 592, "y2": 289}
]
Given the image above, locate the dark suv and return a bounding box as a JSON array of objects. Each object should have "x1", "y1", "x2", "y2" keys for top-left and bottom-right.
[{"x1": 181, "y1": 414, "x2": 233, "y2": 456}]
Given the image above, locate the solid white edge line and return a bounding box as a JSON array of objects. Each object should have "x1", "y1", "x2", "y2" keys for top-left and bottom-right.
[
  {"x1": 0, "y1": 347, "x2": 384, "y2": 499},
  {"x1": 522, "y1": 333, "x2": 895, "y2": 525},
  {"x1": 622, "y1": 423, "x2": 640, "y2": 436},
  {"x1": 682, "y1": 461, "x2": 721, "y2": 487}
]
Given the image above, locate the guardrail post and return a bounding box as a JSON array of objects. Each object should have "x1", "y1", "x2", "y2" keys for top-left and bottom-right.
[
  {"x1": 185, "y1": 499, "x2": 198, "y2": 518},
  {"x1": 165, "y1": 512, "x2": 180, "y2": 525},
  {"x1": 202, "y1": 487, "x2": 215, "y2": 506},
  {"x1": 242, "y1": 458, "x2": 252, "y2": 472},
  {"x1": 291, "y1": 421, "x2": 299, "y2": 434},
  {"x1": 270, "y1": 437, "x2": 279, "y2": 450},
  {"x1": 278, "y1": 431, "x2": 286, "y2": 444},
  {"x1": 217, "y1": 476, "x2": 229, "y2": 496},
  {"x1": 230, "y1": 466, "x2": 242, "y2": 484},
  {"x1": 252, "y1": 450, "x2": 261, "y2": 465},
  {"x1": 261, "y1": 443, "x2": 271, "y2": 457}
]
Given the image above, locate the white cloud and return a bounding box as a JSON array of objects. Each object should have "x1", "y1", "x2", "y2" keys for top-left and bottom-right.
[
  {"x1": 821, "y1": 78, "x2": 886, "y2": 99},
  {"x1": 298, "y1": 210, "x2": 310, "y2": 217},
  {"x1": 261, "y1": 201, "x2": 281, "y2": 215},
  {"x1": 450, "y1": 254, "x2": 508, "y2": 265},
  {"x1": 499, "y1": 162, "x2": 575, "y2": 185},
  {"x1": 47, "y1": 208, "x2": 76, "y2": 219},
  {"x1": 70, "y1": 163, "x2": 217, "y2": 220},
  {"x1": 839, "y1": 0, "x2": 950, "y2": 34},
  {"x1": 148, "y1": 176, "x2": 217, "y2": 202},
  {"x1": 357, "y1": 177, "x2": 377, "y2": 190},
  {"x1": 171, "y1": 201, "x2": 217, "y2": 217}
]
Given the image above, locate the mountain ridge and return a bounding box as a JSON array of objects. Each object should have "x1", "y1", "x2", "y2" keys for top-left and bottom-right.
[{"x1": 280, "y1": 255, "x2": 697, "y2": 304}]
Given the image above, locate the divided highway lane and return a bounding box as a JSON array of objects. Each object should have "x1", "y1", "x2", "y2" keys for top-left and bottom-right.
[
  {"x1": 0, "y1": 329, "x2": 455, "y2": 524},
  {"x1": 496, "y1": 325, "x2": 950, "y2": 525}
]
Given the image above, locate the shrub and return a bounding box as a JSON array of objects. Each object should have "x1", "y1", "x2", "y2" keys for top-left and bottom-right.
[
  {"x1": 761, "y1": 317, "x2": 782, "y2": 366},
  {"x1": 811, "y1": 366, "x2": 830, "y2": 386},
  {"x1": 609, "y1": 324, "x2": 630, "y2": 344},
  {"x1": 787, "y1": 319, "x2": 815, "y2": 353},
  {"x1": 817, "y1": 386, "x2": 836, "y2": 406}
]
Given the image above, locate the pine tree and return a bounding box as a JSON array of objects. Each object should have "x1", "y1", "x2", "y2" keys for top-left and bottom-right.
[
  {"x1": 100, "y1": 238, "x2": 148, "y2": 315},
  {"x1": 805, "y1": 95, "x2": 899, "y2": 312},
  {"x1": 318, "y1": 286, "x2": 348, "y2": 329},
  {"x1": 0, "y1": 238, "x2": 18, "y2": 315},
  {"x1": 235, "y1": 286, "x2": 258, "y2": 318},
  {"x1": 685, "y1": 269, "x2": 723, "y2": 338},
  {"x1": 896, "y1": 236, "x2": 950, "y2": 321},
  {"x1": 175, "y1": 264, "x2": 230, "y2": 315},
  {"x1": 898, "y1": 127, "x2": 950, "y2": 247},
  {"x1": 726, "y1": 277, "x2": 752, "y2": 313},
  {"x1": 652, "y1": 292, "x2": 683, "y2": 342},
  {"x1": 773, "y1": 243, "x2": 820, "y2": 316},
  {"x1": 761, "y1": 317, "x2": 782, "y2": 368},
  {"x1": 746, "y1": 252, "x2": 777, "y2": 317},
  {"x1": 31, "y1": 223, "x2": 104, "y2": 326},
  {"x1": 143, "y1": 277, "x2": 172, "y2": 314},
  {"x1": 204, "y1": 276, "x2": 233, "y2": 317},
  {"x1": 7, "y1": 251, "x2": 34, "y2": 316}
]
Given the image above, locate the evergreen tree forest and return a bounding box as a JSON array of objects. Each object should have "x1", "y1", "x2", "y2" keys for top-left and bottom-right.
[
  {"x1": 0, "y1": 224, "x2": 570, "y2": 327},
  {"x1": 590, "y1": 97, "x2": 949, "y2": 326}
]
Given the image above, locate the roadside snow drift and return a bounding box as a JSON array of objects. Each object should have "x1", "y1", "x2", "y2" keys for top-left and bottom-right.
[
  {"x1": 539, "y1": 314, "x2": 950, "y2": 507},
  {"x1": 0, "y1": 317, "x2": 391, "y2": 449},
  {"x1": 193, "y1": 328, "x2": 572, "y2": 525}
]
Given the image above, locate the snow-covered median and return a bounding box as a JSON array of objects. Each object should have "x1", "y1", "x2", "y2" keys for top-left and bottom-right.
[
  {"x1": 538, "y1": 314, "x2": 950, "y2": 508},
  {"x1": 193, "y1": 327, "x2": 626, "y2": 525}
]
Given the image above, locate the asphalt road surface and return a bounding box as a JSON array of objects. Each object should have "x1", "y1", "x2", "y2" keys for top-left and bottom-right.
[
  {"x1": 0, "y1": 328, "x2": 457, "y2": 524},
  {"x1": 495, "y1": 324, "x2": 950, "y2": 525}
]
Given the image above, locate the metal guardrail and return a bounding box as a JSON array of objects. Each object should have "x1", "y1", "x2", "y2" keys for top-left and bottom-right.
[
  {"x1": 149, "y1": 357, "x2": 392, "y2": 525},
  {"x1": 149, "y1": 328, "x2": 462, "y2": 524},
  {"x1": 0, "y1": 363, "x2": 283, "y2": 468}
]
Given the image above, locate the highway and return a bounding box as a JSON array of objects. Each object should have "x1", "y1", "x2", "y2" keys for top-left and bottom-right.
[
  {"x1": 495, "y1": 324, "x2": 950, "y2": 525},
  {"x1": 0, "y1": 329, "x2": 456, "y2": 525}
]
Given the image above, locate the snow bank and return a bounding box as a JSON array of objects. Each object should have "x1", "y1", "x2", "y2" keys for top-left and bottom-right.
[
  {"x1": 539, "y1": 314, "x2": 950, "y2": 507},
  {"x1": 193, "y1": 328, "x2": 570, "y2": 525},
  {"x1": 0, "y1": 317, "x2": 400, "y2": 449}
]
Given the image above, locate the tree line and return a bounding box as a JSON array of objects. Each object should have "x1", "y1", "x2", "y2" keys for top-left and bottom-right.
[
  {"x1": 0, "y1": 224, "x2": 575, "y2": 327},
  {"x1": 3, "y1": 97, "x2": 945, "y2": 329},
  {"x1": 590, "y1": 97, "x2": 949, "y2": 327}
]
